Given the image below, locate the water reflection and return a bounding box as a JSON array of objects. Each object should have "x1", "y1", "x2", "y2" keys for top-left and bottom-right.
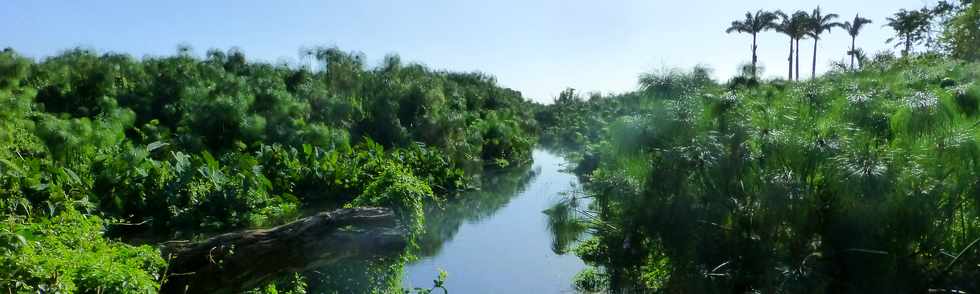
[
  {"x1": 402, "y1": 149, "x2": 587, "y2": 293},
  {"x1": 294, "y1": 149, "x2": 585, "y2": 293},
  {"x1": 295, "y1": 167, "x2": 539, "y2": 293},
  {"x1": 543, "y1": 191, "x2": 592, "y2": 255},
  {"x1": 416, "y1": 163, "x2": 539, "y2": 257},
  {"x1": 305, "y1": 255, "x2": 406, "y2": 293}
]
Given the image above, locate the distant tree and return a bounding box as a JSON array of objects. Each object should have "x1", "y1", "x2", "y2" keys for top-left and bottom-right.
[
  {"x1": 806, "y1": 7, "x2": 843, "y2": 79},
  {"x1": 925, "y1": 1, "x2": 963, "y2": 51},
  {"x1": 774, "y1": 11, "x2": 796, "y2": 80},
  {"x1": 726, "y1": 10, "x2": 778, "y2": 79},
  {"x1": 886, "y1": 8, "x2": 933, "y2": 56},
  {"x1": 556, "y1": 87, "x2": 579, "y2": 104},
  {"x1": 939, "y1": 1, "x2": 979, "y2": 60},
  {"x1": 774, "y1": 10, "x2": 814, "y2": 81},
  {"x1": 842, "y1": 14, "x2": 873, "y2": 70},
  {"x1": 792, "y1": 11, "x2": 811, "y2": 81}
]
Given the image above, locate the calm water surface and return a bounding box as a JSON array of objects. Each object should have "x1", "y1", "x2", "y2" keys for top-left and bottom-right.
[{"x1": 403, "y1": 149, "x2": 586, "y2": 293}]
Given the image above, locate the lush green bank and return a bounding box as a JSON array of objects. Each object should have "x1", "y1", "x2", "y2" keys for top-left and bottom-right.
[
  {"x1": 536, "y1": 2, "x2": 980, "y2": 292},
  {"x1": 0, "y1": 47, "x2": 535, "y2": 292},
  {"x1": 2, "y1": 1, "x2": 978, "y2": 292},
  {"x1": 540, "y1": 52, "x2": 980, "y2": 294}
]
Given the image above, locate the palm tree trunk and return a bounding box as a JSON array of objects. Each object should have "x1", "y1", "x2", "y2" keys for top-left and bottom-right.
[
  {"x1": 849, "y1": 36, "x2": 856, "y2": 70},
  {"x1": 751, "y1": 33, "x2": 758, "y2": 79},
  {"x1": 788, "y1": 37, "x2": 794, "y2": 80},
  {"x1": 795, "y1": 39, "x2": 800, "y2": 81},
  {"x1": 811, "y1": 38, "x2": 818, "y2": 79}
]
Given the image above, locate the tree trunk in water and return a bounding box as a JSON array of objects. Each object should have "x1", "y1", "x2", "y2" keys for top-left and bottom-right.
[
  {"x1": 850, "y1": 36, "x2": 856, "y2": 70},
  {"x1": 751, "y1": 33, "x2": 758, "y2": 79},
  {"x1": 812, "y1": 38, "x2": 818, "y2": 79},
  {"x1": 788, "y1": 37, "x2": 794, "y2": 80},
  {"x1": 159, "y1": 207, "x2": 408, "y2": 294}
]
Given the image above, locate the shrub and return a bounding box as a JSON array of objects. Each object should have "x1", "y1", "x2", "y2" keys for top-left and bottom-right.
[{"x1": 0, "y1": 210, "x2": 165, "y2": 293}]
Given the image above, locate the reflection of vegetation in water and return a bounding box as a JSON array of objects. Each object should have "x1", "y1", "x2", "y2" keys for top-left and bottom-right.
[
  {"x1": 239, "y1": 255, "x2": 451, "y2": 294},
  {"x1": 543, "y1": 189, "x2": 592, "y2": 255},
  {"x1": 295, "y1": 162, "x2": 538, "y2": 293},
  {"x1": 417, "y1": 163, "x2": 538, "y2": 257},
  {"x1": 305, "y1": 255, "x2": 407, "y2": 293}
]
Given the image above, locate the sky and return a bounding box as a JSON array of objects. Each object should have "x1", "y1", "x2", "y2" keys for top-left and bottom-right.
[{"x1": 1, "y1": 0, "x2": 937, "y2": 103}]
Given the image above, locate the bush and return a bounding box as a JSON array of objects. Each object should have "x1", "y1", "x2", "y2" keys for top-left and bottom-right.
[
  {"x1": 572, "y1": 267, "x2": 608, "y2": 293},
  {"x1": 347, "y1": 163, "x2": 436, "y2": 236},
  {"x1": 0, "y1": 210, "x2": 165, "y2": 293}
]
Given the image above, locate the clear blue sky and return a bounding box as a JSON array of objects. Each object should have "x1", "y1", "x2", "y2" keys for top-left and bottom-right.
[{"x1": 2, "y1": 0, "x2": 935, "y2": 103}]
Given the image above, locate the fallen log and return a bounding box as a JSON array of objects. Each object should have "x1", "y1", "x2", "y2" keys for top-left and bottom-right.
[{"x1": 159, "y1": 207, "x2": 408, "y2": 294}]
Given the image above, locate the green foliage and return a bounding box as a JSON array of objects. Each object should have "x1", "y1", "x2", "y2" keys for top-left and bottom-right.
[
  {"x1": 347, "y1": 163, "x2": 436, "y2": 238},
  {"x1": 542, "y1": 57, "x2": 980, "y2": 292},
  {"x1": 391, "y1": 143, "x2": 468, "y2": 194},
  {"x1": 3, "y1": 3, "x2": 970, "y2": 290},
  {"x1": 0, "y1": 210, "x2": 165, "y2": 293},
  {"x1": 244, "y1": 273, "x2": 308, "y2": 294},
  {"x1": 537, "y1": 67, "x2": 716, "y2": 151},
  {"x1": 403, "y1": 270, "x2": 448, "y2": 294},
  {"x1": 0, "y1": 46, "x2": 537, "y2": 292},
  {"x1": 941, "y1": 1, "x2": 980, "y2": 60},
  {"x1": 572, "y1": 267, "x2": 608, "y2": 293},
  {"x1": 887, "y1": 8, "x2": 934, "y2": 55}
]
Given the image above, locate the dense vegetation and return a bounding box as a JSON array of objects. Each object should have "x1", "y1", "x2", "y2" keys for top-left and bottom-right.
[
  {"x1": 0, "y1": 46, "x2": 536, "y2": 292},
  {"x1": 540, "y1": 1, "x2": 980, "y2": 293},
  {"x1": 2, "y1": 0, "x2": 979, "y2": 292}
]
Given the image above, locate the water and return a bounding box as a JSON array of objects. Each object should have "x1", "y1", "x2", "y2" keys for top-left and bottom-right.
[
  {"x1": 295, "y1": 149, "x2": 586, "y2": 293},
  {"x1": 402, "y1": 149, "x2": 586, "y2": 293}
]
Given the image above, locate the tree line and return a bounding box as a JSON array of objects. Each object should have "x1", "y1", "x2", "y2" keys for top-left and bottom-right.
[{"x1": 727, "y1": 0, "x2": 976, "y2": 81}]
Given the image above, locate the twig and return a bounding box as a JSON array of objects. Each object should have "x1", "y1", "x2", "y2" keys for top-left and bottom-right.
[
  {"x1": 930, "y1": 237, "x2": 980, "y2": 287},
  {"x1": 844, "y1": 248, "x2": 889, "y2": 255},
  {"x1": 941, "y1": 237, "x2": 980, "y2": 275}
]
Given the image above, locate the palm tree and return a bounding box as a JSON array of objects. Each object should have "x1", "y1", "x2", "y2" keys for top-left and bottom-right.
[
  {"x1": 726, "y1": 10, "x2": 778, "y2": 79},
  {"x1": 806, "y1": 7, "x2": 843, "y2": 79},
  {"x1": 791, "y1": 11, "x2": 811, "y2": 81},
  {"x1": 774, "y1": 10, "x2": 813, "y2": 81},
  {"x1": 886, "y1": 9, "x2": 932, "y2": 56},
  {"x1": 842, "y1": 14, "x2": 873, "y2": 70},
  {"x1": 793, "y1": 10, "x2": 810, "y2": 81},
  {"x1": 774, "y1": 11, "x2": 795, "y2": 80}
]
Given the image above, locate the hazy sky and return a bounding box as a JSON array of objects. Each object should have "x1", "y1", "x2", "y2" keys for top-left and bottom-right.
[{"x1": 2, "y1": 0, "x2": 936, "y2": 103}]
